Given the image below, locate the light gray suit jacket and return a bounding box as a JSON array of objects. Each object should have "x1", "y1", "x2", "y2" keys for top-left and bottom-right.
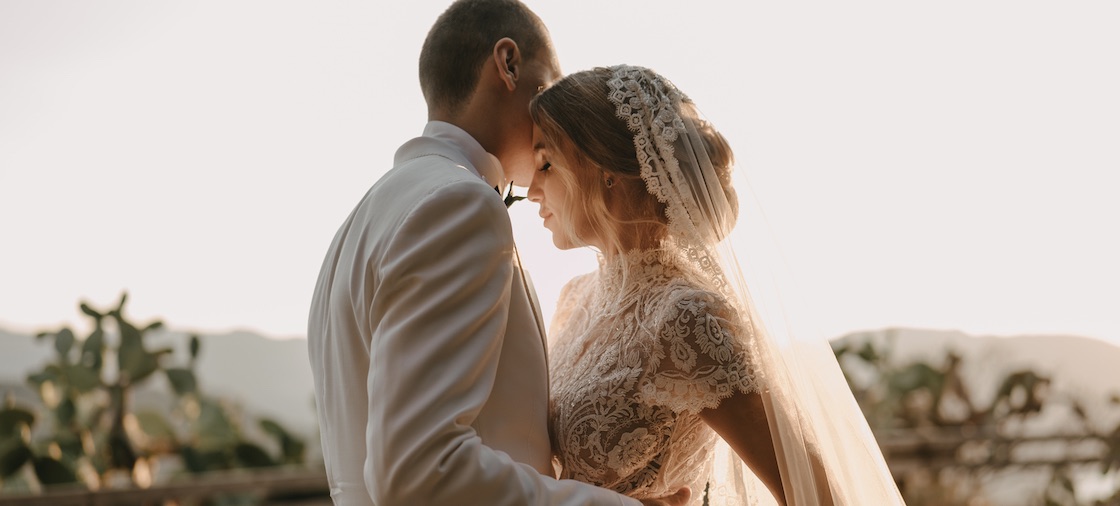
[{"x1": 308, "y1": 122, "x2": 638, "y2": 506}]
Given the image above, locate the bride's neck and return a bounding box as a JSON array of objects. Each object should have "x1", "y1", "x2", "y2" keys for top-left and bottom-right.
[{"x1": 620, "y1": 224, "x2": 665, "y2": 253}]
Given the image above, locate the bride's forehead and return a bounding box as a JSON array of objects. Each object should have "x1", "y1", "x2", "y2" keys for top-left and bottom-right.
[
  {"x1": 531, "y1": 127, "x2": 545, "y2": 149},
  {"x1": 531, "y1": 126, "x2": 556, "y2": 150},
  {"x1": 532, "y1": 137, "x2": 568, "y2": 161}
]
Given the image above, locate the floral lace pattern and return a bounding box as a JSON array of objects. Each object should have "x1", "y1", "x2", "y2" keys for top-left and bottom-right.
[
  {"x1": 549, "y1": 247, "x2": 758, "y2": 500},
  {"x1": 607, "y1": 66, "x2": 733, "y2": 299}
]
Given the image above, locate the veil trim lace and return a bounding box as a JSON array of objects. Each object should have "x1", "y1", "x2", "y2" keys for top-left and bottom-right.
[
  {"x1": 607, "y1": 67, "x2": 732, "y2": 301},
  {"x1": 603, "y1": 64, "x2": 904, "y2": 506}
]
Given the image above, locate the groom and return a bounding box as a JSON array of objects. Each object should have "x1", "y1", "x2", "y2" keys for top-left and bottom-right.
[{"x1": 308, "y1": 1, "x2": 687, "y2": 505}]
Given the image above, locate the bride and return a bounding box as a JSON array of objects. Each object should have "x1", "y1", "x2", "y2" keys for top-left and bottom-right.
[{"x1": 526, "y1": 65, "x2": 905, "y2": 505}]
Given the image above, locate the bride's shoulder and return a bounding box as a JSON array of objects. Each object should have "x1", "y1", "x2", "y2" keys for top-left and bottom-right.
[
  {"x1": 661, "y1": 281, "x2": 737, "y2": 319},
  {"x1": 555, "y1": 272, "x2": 598, "y2": 313},
  {"x1": 550, "y1": 272, "x2": 599, "y2": 335},
  {"x1": 559, "y1": 272, "x2": 597, "y2": 298}
]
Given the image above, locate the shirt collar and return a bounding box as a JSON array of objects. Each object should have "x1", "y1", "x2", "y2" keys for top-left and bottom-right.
[{"x1": 421, "y1": 121, "x2": 507, "y2": 192}]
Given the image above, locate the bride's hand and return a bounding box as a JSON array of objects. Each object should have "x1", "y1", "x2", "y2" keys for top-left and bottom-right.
[{"x1": 639, "y1": 487, "x2": 691, "y2": 506}]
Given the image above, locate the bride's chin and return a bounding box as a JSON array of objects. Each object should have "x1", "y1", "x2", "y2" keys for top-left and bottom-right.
[{"x1": 549, "y1": 232, "x2": 577, "y2": 251}]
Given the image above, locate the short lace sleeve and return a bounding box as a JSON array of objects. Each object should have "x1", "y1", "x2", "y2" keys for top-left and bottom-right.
[{"x1": 638, "y1": 287, "x2": 759, "y2": 414}]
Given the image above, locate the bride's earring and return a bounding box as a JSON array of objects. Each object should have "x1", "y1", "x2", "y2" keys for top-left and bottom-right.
[{"x1": 605, "y1": 177, "x2": 614, "y2": 188}]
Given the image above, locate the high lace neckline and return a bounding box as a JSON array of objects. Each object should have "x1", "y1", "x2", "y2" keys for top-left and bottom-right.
[{"x1": 599, "y1": 245, "x2": 681, "y2": 284}]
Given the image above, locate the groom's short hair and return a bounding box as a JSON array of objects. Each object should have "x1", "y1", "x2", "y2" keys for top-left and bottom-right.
[{"x1": 419, "y1": 0, "x2": 549, "y2": 115}]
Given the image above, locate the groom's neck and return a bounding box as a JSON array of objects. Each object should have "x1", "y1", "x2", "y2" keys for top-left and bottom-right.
[{"x1": 429, "y1": 102, "x2": 502, "y2": 160}]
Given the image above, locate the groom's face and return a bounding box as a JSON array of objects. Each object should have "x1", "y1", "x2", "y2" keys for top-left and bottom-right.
[{"x1": 501, "y1": 49, "x2": 561, "y2": 189}]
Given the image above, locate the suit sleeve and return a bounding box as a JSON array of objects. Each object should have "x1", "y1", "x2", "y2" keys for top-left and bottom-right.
[{"x1": 367, "y1": 180, "x2": 640, "y2": 506}]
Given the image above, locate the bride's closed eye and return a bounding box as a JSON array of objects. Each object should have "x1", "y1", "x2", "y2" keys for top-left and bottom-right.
[{"x1": 538, "y1": 162, "x2": 552, "y2": 172}]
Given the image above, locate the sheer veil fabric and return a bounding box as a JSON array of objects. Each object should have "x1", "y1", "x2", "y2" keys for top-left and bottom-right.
[{"x1": 606, "y1": 65, "x2": 904, "y2": 505}]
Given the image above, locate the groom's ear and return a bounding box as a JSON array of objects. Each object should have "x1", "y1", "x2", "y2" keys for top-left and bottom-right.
[{"x1": 491, "y1": 37, "x2": 521, "y2": 92}]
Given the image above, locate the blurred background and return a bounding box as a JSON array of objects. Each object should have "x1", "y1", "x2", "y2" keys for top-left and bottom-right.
[{"x1": 1, "y1": 1, "x2": 1118, "y2": 504}]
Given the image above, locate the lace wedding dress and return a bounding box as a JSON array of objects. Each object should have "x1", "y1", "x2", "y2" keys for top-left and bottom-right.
[
  {"x1": 549, "y1": 245, "x2": 761, "y2": 504},
  {"x1": 544, "y1": 65, "x2": 904, "y2": 506}
]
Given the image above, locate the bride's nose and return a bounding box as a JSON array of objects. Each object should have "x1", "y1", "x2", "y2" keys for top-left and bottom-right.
[{"x1": 526, "y1": 172, "x2": 543, "y2": 203}]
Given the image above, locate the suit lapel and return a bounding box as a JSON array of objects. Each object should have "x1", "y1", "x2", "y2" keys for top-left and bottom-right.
[{"x1": 511, "y1": 243, "x2": 548, "y2": 362}]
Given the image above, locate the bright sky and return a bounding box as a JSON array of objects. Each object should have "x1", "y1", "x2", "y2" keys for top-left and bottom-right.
[{"x1": 1, "y1": 1, "x2": 1117, "y2": 345}]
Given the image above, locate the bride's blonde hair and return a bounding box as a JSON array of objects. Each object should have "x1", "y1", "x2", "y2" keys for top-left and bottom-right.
[{"x1": 529, "y1": 67, "x2": 737, "y2": 256}]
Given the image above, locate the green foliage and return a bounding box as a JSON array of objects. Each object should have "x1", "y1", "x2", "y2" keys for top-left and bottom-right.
[
  {"x1": 30, "y1": 457, "x2": 77, "y2": 485},
  {"x1": 81, "y1": 327, "x2": 105, "y2": 370},
  {"x1": 0, "y1": 440, "x2": 32, "y2": 478},
  {"x1": 0, "y1": 401, "x2": 36, "y2": 480},
  {"x1": 53, "y1": 328, "x2": 75, "y2": 359},
  {"x1": 113, "y1": 310, "x2": 168, "y2": 386},
  {"x1": 260, "y1": 419, "x2": 306, "y2": 465},
  {"x1": 164, "y1": 368, "x2": 198, "y2": 396},
  {"x1": 194, "y1": 400, "x2": 241, "y2": 452},
  {"x1": 233, "y1": 443, "x2": 275, "y2": 468},
  {"x1": 2, "y1": 293, "x2": 312, "y2": 496},
  {"x1": 134, "y1": 411, "x2": 176, "y2": 445},
  {"x1": 189, "y1": 335, "x2": 201, "y2": 363},
  {"x1": 0, "y1": 407, "x2": 34, "y2": 438},
  {"x1": 181, "y1": 446, "x2": 231, "y2": 474}
]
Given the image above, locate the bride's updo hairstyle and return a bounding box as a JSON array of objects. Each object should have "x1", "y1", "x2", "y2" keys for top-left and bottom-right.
[{"x1": 530, "y1": 66, "x2": 737, "y2": 256}]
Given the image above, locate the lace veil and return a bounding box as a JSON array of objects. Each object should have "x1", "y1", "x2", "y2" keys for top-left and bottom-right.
[{"x1": 606, "y1": 65, "x2": 904, "y2": 505}]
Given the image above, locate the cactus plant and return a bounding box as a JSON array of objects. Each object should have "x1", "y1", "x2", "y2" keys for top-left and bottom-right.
[{"x1": 1, "y1": 293, "x2": 310, "y2": 495}]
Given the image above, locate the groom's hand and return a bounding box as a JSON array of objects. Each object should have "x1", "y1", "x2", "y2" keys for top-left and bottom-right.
[{"x1": 639, "y1": 487, "x2": 691, "y2": 506}]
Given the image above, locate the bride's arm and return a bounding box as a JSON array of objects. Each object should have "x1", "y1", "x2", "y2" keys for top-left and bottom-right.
[
  {"x1": 700, "y1": 390, "x2": 835, "y2": 506},
  {"x1": 645, "y1": 288, "x2": 834, "y2": 505},
  {"x1": 699, "y1": 391, "x2": 787, "y2": 505}
]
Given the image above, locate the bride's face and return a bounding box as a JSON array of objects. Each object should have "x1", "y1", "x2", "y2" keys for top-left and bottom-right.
[{"x1": 527, "y1": 126, "x2": 599, "y2": 251}]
